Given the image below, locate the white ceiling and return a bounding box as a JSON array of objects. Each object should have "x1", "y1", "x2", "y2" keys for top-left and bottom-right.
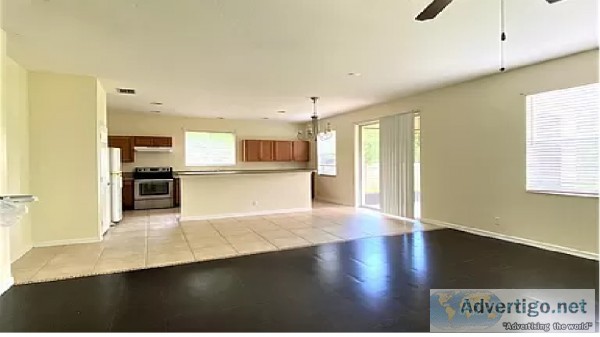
[{"x1": 3, "y1": 0, "x2": 598, "y2": 121}]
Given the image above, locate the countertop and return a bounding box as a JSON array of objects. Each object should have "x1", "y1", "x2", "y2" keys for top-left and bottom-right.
[{"x1": 175, "y1": 169, "x2": 315, "y2": 177}]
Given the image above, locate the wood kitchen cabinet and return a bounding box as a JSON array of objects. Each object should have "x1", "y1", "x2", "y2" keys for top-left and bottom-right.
[
  {"x1": 274, "y1": 141, "x2": 293, "y2": 161},
  {"x1": 134, "y1": 136, "x2": 172, "y2": 147},
  {"x1": 243, "y1": 139, "x2": 309, "y2": 162},
  {"x1": 173, "y1": 178, "x2": 180, "y2": 207},
  {"x1": 259, "y1": 140, "x2": 274, "y2": 161},
  {"x1": 122, "y1": 179, "x2": 134, "y2": 210},
  {"x1": 108, "y1": 136, "x2": 135, "y2": 163},
  {"x1": 152, "y1": 137, "x2": 172, "y2": 147},
  {"x1": 292, "y1": 140, "x2": 310, "y2": 162},
  {"x1": 242, "y1": 140, "x2": 261, "y2": 161},
  {"x1": 243, "y1": 140, "x2": 274, "y2": 162}
]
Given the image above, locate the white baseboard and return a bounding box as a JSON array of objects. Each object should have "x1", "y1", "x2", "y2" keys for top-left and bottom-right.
[
  {"x1": 180, "y1": 207, "x2": 313, "y2": 221},
  {"x1": 422, "y1": 218, "x2": 599, "y2": 261},
  {"x1": 314, "y1": 196, "x2": 351, "y2": 206},
  {"x1": 33, "y1": 236, "x2": 102, "y2": 248},
  {"x1": 0, "y1": 276, "x2": 14, "y2": 296}
]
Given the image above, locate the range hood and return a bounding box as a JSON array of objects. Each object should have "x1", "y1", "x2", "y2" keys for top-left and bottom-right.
[{"x1": 134, "y1": 146, "x2": 173, "y2": 153}]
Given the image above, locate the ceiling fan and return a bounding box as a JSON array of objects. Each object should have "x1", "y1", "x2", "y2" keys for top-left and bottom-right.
[{"x1": 415, "y1": 0, "x2": 565, "y2": 21}]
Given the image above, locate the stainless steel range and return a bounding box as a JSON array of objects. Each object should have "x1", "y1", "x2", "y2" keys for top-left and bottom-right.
[{"x1": 133, "y1": 167, "x2": 174, "y2": 210}]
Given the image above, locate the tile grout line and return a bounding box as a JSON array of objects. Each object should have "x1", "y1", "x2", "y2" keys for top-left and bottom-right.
[
  {"x1": 25, "y1": 247, "x2": 66, "y2": 283},
  {"x1": 179, "y1": 217, "x2": 199, "y2": 261}
]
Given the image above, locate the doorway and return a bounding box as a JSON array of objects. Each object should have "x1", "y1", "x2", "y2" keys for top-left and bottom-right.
[
  {"x1": 357, "y1": 114, "x2": 421, "y2": 219},
  {"x1": 414, "y1": 114, "x2": 421, "y2": 219},
  {"x1": 359, "y1": 122, "x2": 380, "y2": 209}
]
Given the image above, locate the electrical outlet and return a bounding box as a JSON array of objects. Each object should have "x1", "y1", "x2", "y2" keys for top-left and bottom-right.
[{"x1": 494, "y1": 217, "x2": 501, "y2": 226}]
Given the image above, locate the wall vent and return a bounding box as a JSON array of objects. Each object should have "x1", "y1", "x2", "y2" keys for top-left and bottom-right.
[{"x1": 116, "y1": 88, "x2": 136, "y2": 95}]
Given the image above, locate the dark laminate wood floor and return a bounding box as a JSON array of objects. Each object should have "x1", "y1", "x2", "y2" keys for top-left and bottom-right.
[{"x1": 0, "y1": 229, "x2": 597, "y2": 332}]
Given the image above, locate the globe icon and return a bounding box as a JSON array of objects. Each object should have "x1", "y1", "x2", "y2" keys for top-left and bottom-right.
[{"x1": 430, "y1": 290, "x2": 503, "y2": 331}]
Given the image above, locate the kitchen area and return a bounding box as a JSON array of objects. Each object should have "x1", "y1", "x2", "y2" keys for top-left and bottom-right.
[
  {"x1": 106, "y1": 130, "x2": 313, "y2": 219},
  {"x1": 108, "y1": 135, "x2": 180, "y2": 214}
]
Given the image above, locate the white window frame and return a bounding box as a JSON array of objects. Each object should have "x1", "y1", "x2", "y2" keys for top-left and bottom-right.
[
  {"x1": 525, "y1": 83, "x2": 599, "y2": 197},
  {"x1": 317, "y1": 130, "x2": 337, "y2": 177},
  {"x1": 184, "y1": 130, "x2": 237, "y2": 167}
]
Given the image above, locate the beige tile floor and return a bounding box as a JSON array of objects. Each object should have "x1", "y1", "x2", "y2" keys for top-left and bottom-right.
[{"x1": 11, "y1": 202, "x2": 439, "y2": 284}]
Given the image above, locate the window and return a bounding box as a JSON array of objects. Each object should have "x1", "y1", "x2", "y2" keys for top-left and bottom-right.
[
  {"x1": 526, "y1": 83, "x2": 599, "y2": 196},
  {"x1": 185, "y1": 131, "x2": 236, "y2": 166},
  {"x1": 317, "y1": 131, "x2": 337, "y2": 176}
]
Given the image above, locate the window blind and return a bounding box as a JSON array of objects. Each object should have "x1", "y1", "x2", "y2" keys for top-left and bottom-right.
[
  {"x1": 526, "y1": 83, "x2": 599, "y2": 196},
  {"x1": 185, "y1": 131, "x2": 236, "y2": 167}
]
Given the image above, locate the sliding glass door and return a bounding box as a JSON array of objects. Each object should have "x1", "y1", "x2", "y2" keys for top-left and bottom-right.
[
  {"x1": 359, "y1": 122, "x2": 380, "y2": 209},
  {"x1": 358, "y1": 114, "x2": 421, "y2": 218},
  {"x1": 414, "y1": 114, "x2": 421, "y2": 218}
]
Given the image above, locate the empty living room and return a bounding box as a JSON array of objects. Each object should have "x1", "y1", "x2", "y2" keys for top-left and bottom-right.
[{"x1": 0, "y1": 0, "x2": 598, "y2": 333}]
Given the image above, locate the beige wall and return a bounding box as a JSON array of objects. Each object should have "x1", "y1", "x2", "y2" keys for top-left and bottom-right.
[
  {"x1": 317, "y1": 50, "x2": 599, "y2": 254},
  {"x1": 96, "y1": 82, "x2": 108, "y2": 232},
  {"x1": 180, "y1": 172, "x2": 312, "y2": 220},
  {"x1": 108, "y1": 111, "x2": 308, "y2": 172},
  {"x1": 5, "y1": 57, "x2": 32, "y2": 262},
  {"x1": 29, "y1": 71, "x2": 102, "y2": 245},
  {"x1": 0, "y1": 27, "x2": 13, "y2": 294}
]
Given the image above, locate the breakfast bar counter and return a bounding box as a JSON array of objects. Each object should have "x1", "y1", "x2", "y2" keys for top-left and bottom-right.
[{"x1": 177, "y1": 169, "x2": 313, "y2": 220}]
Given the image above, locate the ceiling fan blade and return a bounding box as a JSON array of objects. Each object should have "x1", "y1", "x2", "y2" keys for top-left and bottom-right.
[
  {"x1": 415, "y1": 0, "x2": 454, "y2": 21},
  {"x1": 546, "y1": 0, "x2": 564, "y2": 3}
]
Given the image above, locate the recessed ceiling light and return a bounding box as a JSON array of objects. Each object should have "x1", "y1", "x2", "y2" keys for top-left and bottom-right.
[
  {"x1": 150, "y1": 102, "x2": 163, "y2": 106},
  {"x1": 151, "y1": 110, "x2": 161, "y2": 113},
  {"x1": 348, "y1": 72, "x2": 361, "y2": 77},
  {"x1": 277, "y1": 110, "x2": 286, "y2": 114},
  {"x1": 262, "y1": 117, "x2": 270, "y2": 120},
  {"x1": 217, "y1": 117, "x2": 225, "y2": 119}
]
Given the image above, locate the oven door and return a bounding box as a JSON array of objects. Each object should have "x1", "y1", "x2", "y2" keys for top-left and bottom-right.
[{"x1": 134, "y1": 179, "x2": 173, "y2": 200}]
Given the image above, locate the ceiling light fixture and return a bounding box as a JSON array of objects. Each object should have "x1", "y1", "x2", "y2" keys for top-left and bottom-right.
[
  {"x1": 151, "y1": 110, "x2": 161, "y2": 113},
  {"x1": 348, "y1": 72, "x2": 361, "y2": 77},
  {"x1": 277, "y1": 110, "x2": 286, "y2": 114},
  {"x1": 297, "y1": 97, "x2": 332, "y2": 142},
  {"x1": 150, "y1": 102, "x2": 163, "y2": 106},
  {"x1": 217, "y1": 117, "x2": 225, "y2": 119}
]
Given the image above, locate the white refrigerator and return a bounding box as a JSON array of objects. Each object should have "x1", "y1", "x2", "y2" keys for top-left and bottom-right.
[{"x1": 109, "y1": 148, "x2": 123, "y2": 223}]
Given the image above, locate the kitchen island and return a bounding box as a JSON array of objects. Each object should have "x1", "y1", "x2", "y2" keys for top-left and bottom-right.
[{"x1": 177, "y1": 169, "x2": 313, "y2": 220}]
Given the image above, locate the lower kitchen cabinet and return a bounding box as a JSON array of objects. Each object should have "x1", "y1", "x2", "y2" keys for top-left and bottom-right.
[
  {"x1": 174, "y1": 178, "x2": 180, "y2": 207},
  {"x1": 122, "y1": 179, "x2": 134, "y2": 210}
]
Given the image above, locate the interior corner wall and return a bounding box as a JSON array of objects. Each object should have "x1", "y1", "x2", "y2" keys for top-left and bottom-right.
[
  {"x1": 5, "y1": 57, "x2": 32, "y2": 262},
  {"x1": 317, "y1": 49, "x2": 599, "y2": 254},
  {"x1": 95, "y1": 81, "x2": 107, "y2": 233},
  {"x1": 28, "y1": 71, "x2": 102, "y2": 245},
  {"x1": 0, "y1": 28, "x2": 14, "y2": 295}
]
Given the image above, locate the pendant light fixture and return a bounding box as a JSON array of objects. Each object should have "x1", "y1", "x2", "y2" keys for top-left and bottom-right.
[{"x1": 297, "y1": 97, "x2": 333, "y2": 142}]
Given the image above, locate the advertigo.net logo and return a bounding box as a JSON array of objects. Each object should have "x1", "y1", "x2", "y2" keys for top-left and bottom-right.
[
  {"x1": 460, "y1": 297, "x2": 589, "y2": 317},
  {"x1": 429, "y1": 289, "x2": 596, "y2": 333}
]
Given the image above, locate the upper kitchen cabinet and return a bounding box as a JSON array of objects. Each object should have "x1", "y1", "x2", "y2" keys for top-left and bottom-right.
[
  {"x1": 242, "y1": 140, "x2": 261, "y2": 162},
  {"x1": 152, "y1": 137, "x2": 172, "y2": 147},
  {"x1": 134, "y1": 136, "x2": 172, "y2": 147},
  {"x1": 274, "y1": 141, "x2": 293, "y2": 161},
  {"x1": 243, "y1": 139, "x2": 309, "y2": 162},
  {"x1": 292, "y1": 140, "x2": 310, "y2": 162},
  {"x1": 259, "y1": 140, "x2": 274, "y2": 161},
  {"x1": 108, "y1": 136, "x2": 134, "y2": 163},
  {"x1": 243, "y1": 140, "x2": 274, "y2": 162}
]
